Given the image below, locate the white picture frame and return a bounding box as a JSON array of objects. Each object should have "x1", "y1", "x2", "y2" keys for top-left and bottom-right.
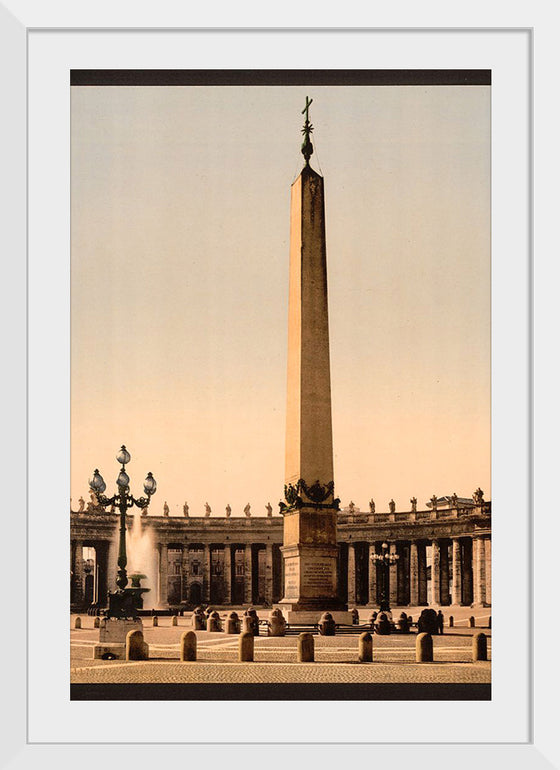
[{"x1": 1, "y1": 2, "x2": 553, "y2": 765}]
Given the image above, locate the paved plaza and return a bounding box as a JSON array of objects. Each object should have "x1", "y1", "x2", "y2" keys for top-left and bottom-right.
[{"x1": 70, "y1": 608, "x2": 491, "y2": 685}]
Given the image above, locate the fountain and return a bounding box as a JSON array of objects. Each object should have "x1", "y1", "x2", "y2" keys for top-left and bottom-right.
[
  {"x1": 125, "y1": 509, "x2": 156, "y2": 609},
  {"x1": 103, "y1": 510, "x2": 155, "y2": 619}
]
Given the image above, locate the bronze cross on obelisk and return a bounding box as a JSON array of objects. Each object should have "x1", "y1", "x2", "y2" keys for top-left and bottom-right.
[{"x1": 301, "y1": 96, "x2": 314, "y2": 165}]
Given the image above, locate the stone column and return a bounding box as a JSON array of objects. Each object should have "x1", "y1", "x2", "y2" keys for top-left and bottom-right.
[
  {"x1": 484, "y1": 537, "x2": 492, "y2": 606},
  {"x1": 397, "y1": 543, "x2": 409, "y2": 605},
  {"x1": 419, "y1": 544, "x2": 428, "y2": 605},
  {"x1": 472, "y1": 537, "x2": 479, "y2": 605},
  {"x1": 223, "y1": 544, "x2": 232, "y2": 605},
  {"x1": 431, "y1": 540, "x2": 441, "y2": 606},
  {"x1": 472, "y1": 537, "x2": 486, "y2": 606},
  {"x1": 244, "y1": 544, "x2": 253, "y2": 604},
  {"x1": 389, "y1": 543, "x2": 398, "y2": 606},
  {"x1": 202, "y1": 544, "x2": 211, "y2": 603},
  {"x1": 440, "y1": 541, "x2": 450, "y2": 605},
  {"x1": 106, "y1": 536, "x2": 118, "y2": 592},
  {"x1": 461, "y1": 538, "x2": 473, "y2": 605},
  {"x1": 451, "y1": 538, "x2": 462, "y2": 605},
  {"x1": 71, "y1": 540, "x2": 84, "y2": 607},
  {"x1": 409, "y1": 541, "x2": 419, "y2": 606},
  {"x1": 279, "y1": 545, "x2": 285, "y2": 600},
  {"x1": 347, "y1": 544, "x2": 356, "y2": 605},
  {"x1": 368, "y1": 544, "x2": 377, "y2": 605},
  {"x1": 418, "y1": 543, "x2": 428, "y2": 605},
  {"x1": 265, "y1": 543, "x2": 273, "y2": 605},
  {"x1": 181, "y1": 547, "x2": 190, "y2": 602},
  {"x1": 158, "y1": 543, "x2": 168, "y2": 607}
]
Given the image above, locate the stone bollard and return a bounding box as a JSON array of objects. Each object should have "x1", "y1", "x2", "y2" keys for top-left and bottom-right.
[
  {"x1": 469, "y1": 615, "x2": 475, "y2": 628},
  {"x1": 152, "y1": 615, "x2": 159, "y2": 627},
  {"x1": 351, "y1": 608, "x2": 359, "y2": 625},
  {"x1": 172, "y1": 615, "x2": 178, "y2": 627},
  {"x1": 298, "y1": 632, "x2": 314, "y2": 662},
  {"x1": 397, "y1": 612, "x2": 410, "y2": 634},
  {"x1": 374, "y1": 612, "x2": 392, "y2": 635},
  {"x1": 242, "y1": 610, "x2": 259, "y2": 636},
  {"x1": 126, "y1": 630, "x2": 149, "y2": 661},
  {"x1": 417, "y1": 608, "x2": 438, "y2": 634},
  {"x1": 94, "y1": 617, "x2": 100, "y2": 629},
  {"x1": 192, "y1": 608, "x2": 206, "y2": 631},
  {"x1": 74, "y1": 616, "x2": 81, "y2": 629},
  {"x1": 318, "y1": 612, "x2": 336, "y2": 636},
  {"x1": 207, "y1": 611, "x2": 222, "y2": 632},
  {"x1": 239, "y1": 631, "x2": 254, "y2": 662},
  {"x1": 358, "y1": 632, "x2": 373, "y2": 663},
  {"x1": 449, "y1": 615, "x2": 454, "y2": 628},
  {"x1": 180, "y1": 631, "x2": 197, "y2": 661},
  {"x1": 473, "y1": 632, "x2": 488, "y2": 662},
  {"x1": 247, "y1": 608, "x2": 260, "y2": 636},
  {"x1": 225, "y1": 611, "x2": 241, "y2": 634},
  {"x1": 416, "y1": 632, "x2": 433, "y2": 662},
  {"x1": 268, "y1": 609, "x2": 287, "y2": 637},
  {"x1": 242, "y1": 614, "x2": 254, "y2": 635}
]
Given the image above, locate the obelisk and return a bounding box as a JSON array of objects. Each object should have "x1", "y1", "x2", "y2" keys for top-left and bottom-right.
[{"x1": 278, "y1": 98, "x2": 350, "y2": 623}]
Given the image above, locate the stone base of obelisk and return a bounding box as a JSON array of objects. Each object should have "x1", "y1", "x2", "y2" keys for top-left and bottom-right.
[{"x1": 277, "y1": 510, "x2": 350, "y2": 623}]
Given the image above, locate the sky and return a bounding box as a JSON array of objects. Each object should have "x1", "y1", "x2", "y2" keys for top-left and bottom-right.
[{"x1": 71, "y1": 84, "x2": 490, "y2": 517}]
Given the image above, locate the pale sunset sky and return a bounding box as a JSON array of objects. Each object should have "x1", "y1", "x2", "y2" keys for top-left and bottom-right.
[{"x1": 71, "y1": 84, "x2": 490, "y2": 517}]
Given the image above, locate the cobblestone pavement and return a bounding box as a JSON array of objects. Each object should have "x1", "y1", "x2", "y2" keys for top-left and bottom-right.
[
  {"x1": 71, "y1": 614, "x2": 491, "y2": 684},
  {"x1": 71, "y1": 660, "x2": 490, "y2": 684}
]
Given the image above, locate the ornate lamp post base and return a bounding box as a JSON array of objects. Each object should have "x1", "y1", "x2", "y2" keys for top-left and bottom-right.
[
  {"x1": 93, "y1": 616, "x2": 145, "y2": 660},
  {"x1": 107, "y1": 584, "x2": 150, "y2": 619}
]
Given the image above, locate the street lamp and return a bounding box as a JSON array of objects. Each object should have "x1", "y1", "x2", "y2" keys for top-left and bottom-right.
[
  {"x1": 89, "y1": 445, "x2": 156, "y2": 617},
  {"x1": 371, "y1": 542, "x2": 400, "y2": 612}
]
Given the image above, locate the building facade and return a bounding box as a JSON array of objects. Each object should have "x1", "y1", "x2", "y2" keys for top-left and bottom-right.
[{"x1": 70, "y1": 499, "x2": 491, "y2": 612}]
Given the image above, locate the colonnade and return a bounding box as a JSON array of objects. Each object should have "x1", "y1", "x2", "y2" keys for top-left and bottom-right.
[
  {"x1": 155, "y1": 542, "x2": 283, "y2": 607},
  {"x1": 70, "y1": 508, "x2": 491, "y2": 610},
  {"x1": 71, "y1": 539, "x2": 284, "y2": 609},
  {"x1": 343, "y1": 535, "x2": 491, "y2": 607}
]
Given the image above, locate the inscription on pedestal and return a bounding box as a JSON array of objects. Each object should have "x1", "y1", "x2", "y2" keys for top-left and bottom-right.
[
  {"x1": 302, "y1": 559, "x2": 336, "y2": 595},
  {"x1": 283, "y1": 554, "x2": 337, "y2": 602},
  {"x1": 284, "y1": 559, "x2": 299, "y2": 599}
]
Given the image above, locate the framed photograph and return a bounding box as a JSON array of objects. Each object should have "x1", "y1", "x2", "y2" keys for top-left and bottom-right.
[
  {"x1": 2, "y1": 4, "x2": 551, "y2": 765},
  {"x1": 68, "y1": 65, "x2": 492, "y2": 705}
]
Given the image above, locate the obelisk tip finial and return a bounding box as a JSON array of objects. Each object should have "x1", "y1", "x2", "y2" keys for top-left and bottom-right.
[{"x1": 301, "y1": 96, "x2": 314, "y2": 166}]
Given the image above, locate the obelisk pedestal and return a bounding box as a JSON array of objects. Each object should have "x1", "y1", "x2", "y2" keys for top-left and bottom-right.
[
  {"x1": 279, "y1": 503, "x2": 350, "y2": 624},
  {"x1": 277, "y1": 105, "x2": 350, "y2": 624}
]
